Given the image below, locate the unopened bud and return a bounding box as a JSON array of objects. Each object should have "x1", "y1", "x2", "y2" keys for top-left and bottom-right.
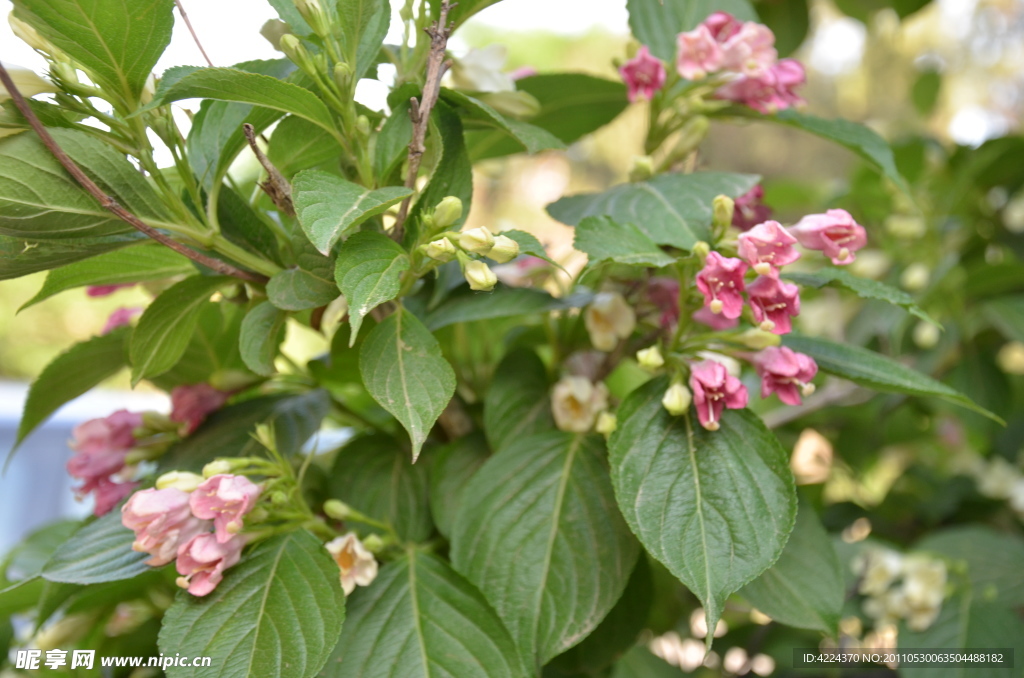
[
  {"x1": 713, "y1": 195, "x2": 735, "y2": 231},
  {"x1": 464, "y1": 260, "x2": 498, "y2": 291},
  {"x1": 279, "y1": 33, "x2": 302, "y2": 59},
  {"x1": 140, "y1": 74, "x2": 156, "y2": 105},
  {"x1": 203, "y1": 460, "x2": 232, "y2": 478},
  {"x1": 260, "y1": 18, "x2": 292, "y2": 51},
  {"x1": 901, "y1": 263, "x2": 930, "y2": 292},
  {"x1": 140, "y1": 411, "x2": 176, "y2": 433},
  {"x1": 324, "y1": 499, "x2": 352, "y2": 520},
  {"x1": 459, "y1": 226, "x2": 495, "y2": 255},
  {"x1": 737, "y1": 328, "x2": 781, "y2": 350},
  {"x1": 662, "y1": 382, "x2": 692, "y2": 416},
  {"x1": 9, "y1": 14, "x2": 52, "y2": 53},
  {"x1": 294, "y1": 0, "x2": 323, "y2": 23},
  {"x1": 433, "y1": 196, "x2": 463, "y2": 229},
  {"x1": 913, "y1": 321, "x2": 941, "y2": 349},
  {"x1": 636, "y1": 345, "x2": 665, "y2": 370},
  {"x1": 596, "y1": 411, "x2": 618, "y2": 437},
  {"x1": 355, "y1": 115, "x2": 371, "y2": 138},
  {"x1": 333, "y1": 62, "x2": 353, "y2": 91},
  {"x1": 362, "y1": 534, "x2": 385, "y2": 552},
  {"x1": 488, "y1": 235, "x2": 520, "y2": 263},
  {"x1": 423, "y1": 238, "x2": 456, "y2": 262},
  {"x1": 692, "y1": 241, "x2": 710, "y2": 260},
  {"x1": 271, "y1": 491, "x2": 288, "y2": 505},
  {"x1": 629, "y1": 155, "x2": 655, "y2": 182},
  {"x1": 156, "y1": 471, "x2": 204, "y2": 492}
]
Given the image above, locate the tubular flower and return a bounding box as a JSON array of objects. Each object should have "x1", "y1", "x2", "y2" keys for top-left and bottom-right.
[
  {"x1": 747, "y1": 275, "x2": 800, "y2": 334},
  {"x1": 585, "y1": 292, "x2": 636, "y2": 351},
  {"x1": 90, "y1": 478, "x2": 139, "y2": 517},
  {"x1": 189, "y1": 474, "x2": 262, "y2": 543},
  {"x1": 619, "y1": 46, "x2": 666, "y2": 102},
  {"x1": 122, "y1": 488, "x2": 209, "y2": 566},
  {"x1": 86, "y1": 283, "x2": 135, "y2": 297},
  {"x1": 789, "y1": 208, "x2": 868, "y2": 265},
  {"x1": 716, "y1": 59, "x2": 805, "y2": 114},
  {"x1": 675, "y1": 25, "x2": 723, "y2": 80},
  {"x1": 719, "y1": 22, "x2": 777, "y2": 76},
  {"x1": 695, "y1": 252, "x2": 748, "y2": 319},
  {"x1": 551, "y1": 376, "x2": 609, "y2": 433},
  {"x1": 170, "y1": 384, "x2": 229, "y2": 435},
  {"x1": 70, "y1": 410, "x2": 143, "y2": 455},
  {"x1": 737, "y1": 220, "x2": 800, "y2": 275},
  {"x1": 67, "y1": 410, "x2": 143, "y2": 515},
  {"x1": 732, "y1": 185, "x2": 771, "y2": 231},
  {"x1": 175, "y1": 533, "x2": 244, "y2": 597},
  {"x1": 703, "y1": 11, "x2": 744, "y2": 42},
  {"x1": 751, "y1": 346, "x2": 817, "y2": 405},
  {"x1": 326, "y1": 533, "x2": 379, "y2": 595},
  {"x1": 648, "y1": 277, "x2": 680, "y2": 328},
  {"x1": 689, "y1": 360, "x2": 748, "y2": 431}
]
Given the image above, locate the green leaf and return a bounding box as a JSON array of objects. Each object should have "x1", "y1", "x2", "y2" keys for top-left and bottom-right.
[
  {"x1": 427, "y1": 0, "x2": 503, "y2": 28},
  {"x1": 239, "y1": 302, "x2": 287, "y2": 377},
  {"x1": 440, "y1": 88, "x2": 565, "y2": 155},
  {"x1": 610, "y1": 646, "x2": 689, "y2": 678},
  {"x1": 0, "y1": 129, "x2": 173, "y2": 240},
  {"x1": 740, "y1": 498, "x2": 843, "y2": 634},
  {"x1": 268, "y1": 268, "x2": 339, "y2": 311},
  {"x1": 13, "y1": 327, "x2": 128, "y2": 454},
  {"x1": 575, "y1": 216, "x2": 676, "y2": 267},
  {"x1": 292, "y1": 170, "x2": 412, "y2": 254},
  {"x1": 158, "y1": 531, "x2": 345, "y2": 678},
  {"x1": 482, "y1": 348, "x2": 554, "y2": 453},
  {"x1": 328, "y1": 434, "x2": 432, "y2": 542},
  {"x1": 129, "y1": 275, "x2": 232, "y2": 385},
  {"x1": 217, "y1": 185, "x2": 283, "y2": 266},
  {"x1": 405, "y1": 105, "x2": 473, "y2": 245},
  {"x1": 915, "y1": 526, "x2": 1024, "y2": 607},
  {"x1": 982, "y1": 295, "x2": 1024, "y2": 342},
  {"x1": 374, "y1": 100, "x2": 414, "y2": 180},
  {"x1": 268, "y1": 115, "x2": 344, "y2": 179},
  {"x1": 502, "y1": 229, "x2": 563, "y2": 270},
  {"x1": 783, "y1": 266, "x2": 937, "y2": 325},
  {"x1": 428, "y1": 433, "x2": 490, "y2": 538},
  {"x1": 548, "y1": 172, "x2": 760, "y2": 250},
  {"x1": 781, "y1": 334, "x2": 1002, "y2": 422},
  {"x1": 608, "y1": 378, "x2": 797, "y2": 646},
  {"x1": 325, "y1": 551, "x2": 526, "y2": 678},
  {"x1": 147, "y1": 67, "x2": 339, "y2": 138},
  {"x1": 3, "y1": 521, "x2": 80, "y2": 581},
  {"x1": 149, "y1": 301, "x2": 247, "y2": 391},
  {"x1": 626, "y1": 0, "x2": 758, "y2": 61},
  {"x1": 334, "y1": 232, "x2": 410, "y2": 341},
  {"x1": 912, "y1": 69, "x2": 942, "y2": 117},
  {"x1": 425, "y1": 287, "x2": 562, "y2": 331},
  {"x1": 756, "y1": 0, "x2": 809, "y2": 56},
  {"x1": 451, "y1": 431, "x2": 639, "y2": 669},
  {"x1": 0, "y1": 579, "x2": 46, "y2": 618},
  {"x1": 41, "y1": 511, "x2": 149, "y2": 585},
  {"x1": 336, "y1": 0, "x2": 391, "y2": 80},
  {"x1": 0, "y1": 233, "x2": 142, "y2": 280},
  {"x1": 21, "y1": 243, "x2": 193, "y2": 310},
  {"x1": 268, "y1": 0, "x2": 313, "y2": 35},
  {"x1": 359, "y1": 309, "x2": 456, "y2": 461},
  {"x1": 13, "y1": 0, "x2": 174, "y2": 102}
]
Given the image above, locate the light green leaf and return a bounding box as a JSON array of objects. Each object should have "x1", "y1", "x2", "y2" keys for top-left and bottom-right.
[
  {"x1": 0, "y1": 233, "x2": 142, "y2": 281},
  {"x1": 428, "y1": 433, "x2": 490, "y2": 538},
  {"x1": 982, "y1": 295, "x2": 1024, "y2": 342},
  {"x1": 915, "y1": 526, "x2": 1024, "y2": 607},
  {"x1": 782, "y1": 334, "x2": 1002, "y2": 422},
  {"x1": 740, "y1": 499, "x2": 843, "y2": 634},
  {"x1": 451, "y1": 431, "x2": 639, "y2": 670},
  {"x1": 424, "y1": 287, "x2": 562, "y2": 330},
  {"x1": 427, "y1": 0, "x2": 503, "y2": 28},
  {"x1": 334, "y1": 232, "x2": 409, "y2": 342},
  {"x1": 627, "y1": 0, "x2": 758, "y2": 61},
  {"x1": 328, "y1": 434, "x2": 432, "y2": 542},
  {"x1": 501, "y1": 229, "x2": 563, "y2": 270},
  {"x1": 784, "y1": 266, "x2": 937, "y2": 326},
  {"x1": 575, "y1": 216, "x2": 676, "y2": 267},
  {"x1": 158, "y1": 531, "x2": 345, "y2": 678},
  {"x1": 21, "y1": 244, "x2": 193, "y2": 310},
  {"x1": 548, "y1": 172, "x2": 760, "y2": 250},
  {"x1": 267, "y1": 0, "x2": 313, "y2": 35},
  {"x1": 609, "y1": 378, "x2": 797, "y2": 647},
  {"x1": 482, "y1": 349, "x2": 554, "y2": 453},
  {"x1": 267, "y1": 115, "x2": 344, "y2": 179},
  {"x1": 129, "y1": 275, "x2": 233, "y2": 385},
  {"x1": 292, "y1": 170, "x2": 412, "y2": 254},
  {"x1": 440, "y1": 88, "x2": 565, "y2": 155},
  {"x1": 41, "y1": 511, "x2": 149, "y2": 585},
  {"x1": 336, "y1": 0, "x2": 391, "y2": 80},
  {"x1": 13, "y1": 0, "x2": 174, "y2": 102},
  {"x1": 358, "y1": 309, "x2": 456, "y2": 461},
  {"x1": 325, "y1": 551, "x2": 526, "y2": 678},
  {"x1": 267, "y1": 268, "x2": 338, "y2": 311},
  {"x1": 239, "y1": 302, "x2": 287, "y2": 377}
]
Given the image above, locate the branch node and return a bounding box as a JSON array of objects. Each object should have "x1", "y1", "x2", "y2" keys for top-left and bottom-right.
[{"x1": 243, "y1": 123, "x2": 295, "y2": 217}]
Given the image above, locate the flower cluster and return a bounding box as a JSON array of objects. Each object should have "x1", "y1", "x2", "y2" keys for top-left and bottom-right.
[
  {"x1": 121, "y1": 472, "x2": 261, "y2": 596},
  {"x1": 852, "y1": 548, "x2": 948, "y2": 631},
  {"x1": 960, "y1": 456, "x2": 1024, "y2": 520}
]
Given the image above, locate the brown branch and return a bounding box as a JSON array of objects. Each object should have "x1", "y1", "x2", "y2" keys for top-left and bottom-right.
[
  {"x1": 0, "y1": 61, "x2": 266, "y2": 284},
  {"x1": 243, "y1": 123, "x2": 294, "y2": 217},
  {"x1": 174, "y1": 0, "x2": 214, "y2": 68},
  {"x1": 392, "y1": 0, "x2": 456, "y2": 242}
]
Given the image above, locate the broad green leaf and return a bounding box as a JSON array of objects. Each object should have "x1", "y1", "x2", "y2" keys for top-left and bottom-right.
[
  {"x1": 740, "y1": 499, "x2": 843, "y2": 634},
  {"x1": 359, "y1": 309, "x2": 456, "y2": 461},
  {"x1": 441, "y1": 88, "x2": 565, "y2": 156},
  {"x1": 129, "y1": 275, "x2": 233, "y2": 384},
  {"x1": 610, "y1": 646, "x2": 688, "y2": 678},
  {"x1": 782, "y1": 334, "x2": 1002, "y2": 422},
  {"x1": 217, "y1": 185, "x2": 283, "y2": 266},
  {"x1": 757, "y1": 0, "x2": 810, "y2": 56},
  {"x1": 834, "y1": 0, "x2": 931, "y2": 21},
  {"x1": 148, "y1": 301, "x2": 247, "y2": 391},
  {"x1": 268, "y1": 0, "x2": 313, "y2": 35},
  {"x1": 374, "y1": 99, "x2": 414, "y2": 180},
  {"x1": 268, "y1": 268, "x2": 338, "y2": 311},
  {"x1": 982, "y1": 295, "x2": 1024, "y2": 342},
  {"x1": 608, "y1": 378, "x2": 797, "y2": 646},
  {"x1": 0, "y1": 129, "x2": 173, "y2": 240},
  {"x1": 336, "y1": 0, "x2": 391, "y2": 80},
  {"x1": 784, "y1": 266, "x2": 937, "y2": 325},
  {"x1": 147, "y1": 67, "x2": 339, "y2": 138},
  {"x1": 21, "y1": 244, "x2": 193, "y2": 310},
  {"x1": 428, "y1": 0, "x2": 503, "y2": 28},
  {"x1": 3, "y1": 521, "x2": 79, "y2": 581},
  {"x1": 575, "y1": 216, "x2": 676, "y2": 267},
  {"x1": 0, "y1": 233, "x2": 142, "y2": 280},
  {"x1": 292, "y1": 170, "x2": 412, "y2": 254},
  {"x1": 13, "y1": 327, "x2": 128, "y2": 454},
  {"x1": 268, "y1": 115, "x2": 344, "y2": 179},
  {"x1": 405, "y1": 105, "x2": 473, "y2": 246},
  {"x1": 626, "y1": 0, "x2": 758, "y2": 61},
  {"x1": 428, "y1": 433, "x2": 490, "y2": 538},
  {"x1": 548, "y1": 172, "x2": 760, "y2": 250},
  {"x1": 13, "y1": 0, "x2": 174, "y2": 102},
  {"x1": 0, "y1": 579, "x2": 45, "y2": 618},
  {"x1": 502, "y1": 229, "x2": 563, "y2": 270},
  {"x1": 239, "y1": 302, "x2": 287, "y2": 377},
  {"x1": 328, "y1": 434, "x2": 432, "y2": 542},
  {"x1": 158, "y1": 531, "x2": 345, "y2": 678},
  {"x1": 915, "y1": 526, "x2": 1024, "y2": 607},
  {"x1": 482, "y1": 348, "x2": 554, "y2": 453},
  {"x1": 425, "y1": 287, "x2": 562, "y2": 330},
  {"x1": 41, "y1": 511, "x2": 149, "y2": 585},
  {"x1": 325, "y1": 551, "x2": 526, "y2": 678},
  {"x1": 451, "y1": 431, "x2": 639, "y2": 669},
  {"x1": 334, "y1": 232, "x2": 410, "y2": 341}
]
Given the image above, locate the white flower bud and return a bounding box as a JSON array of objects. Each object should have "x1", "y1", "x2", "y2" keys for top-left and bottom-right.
[
  {"x1": 464, "y1": 260, "x2": 497, "y2": 291},
  {"x1": 636, "y1": 346, "x2": 665, "y2": 370},
  {"x1": 661, "y1": 382, "x2": 692, "y2": 416},
  {"x1": 737, "y1": 328, "x2": 781, "y2": 350},
  {"x1": 202, "y1": 460, "x2": 232, "y2": 478},
  {"x1": 0, "y1": 64, "x2": 55, "y2": 102},
  {"x1": 585, "y1": 292, "x2": 636, "y2": 352},
  {"x1": 323, "y1": 499, "x2": 352, "y2": 520},
  {"x1": 433, "y1": 196, "x2": 463, "y2": 229},
  {"x1": 459, "y1": 226, "x2": 495, "y2": 255},
  {"x1": 155, "y1": 471, "x2": 204, "y2": 493},
  {"x1": 487, "y1": 235, "x2": 519, "y2": 263},
  {"x1": 913, "y1": 321, "x2": 940, "y2": 349},
  {"x1": 713, "y1": 194, "x2": 735, "y2": 230},
  {"x1": 596, "y1": 411, "x2": 618, "y2": 437},
  {"x1": 692, "y1": 241, "x2": 711, "y2": 260},
  {"x1": 628, "y1": 155, "x2": 655, "y2": 182},
  {"x1": 900, "y1": 263, "x2": 930, "y2": 292},
  {"x1": 551, "y1": 377, "x2": 608, "y2": 433},
  {"x1": 997, "y1": 341, "x2": 1024, "y2": 375},
  {"x1": 423, "y1": 238, "x2": 457, "y2": 262}
]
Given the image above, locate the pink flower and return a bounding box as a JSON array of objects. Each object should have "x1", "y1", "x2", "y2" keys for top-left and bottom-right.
[
  {"x1": 70, "y1": 410, "x2": 143, "y2": 455},
  {"x1": 738, "y1": 220, "x2": 800, "y2": 275},
  {"x1": 86, "y1": 283, "x2": 135, "y2": 297},
  {"x1": 733, "y1": 185, "x2": 772, "y2": 231},
  {"x1": 170, "y1": 384, "x2": 229, "y2": 435},
  {"x1": 695, "y1": 252, "x2": 748, "y2": 319},
  {"x1": 716, "y1": 59, "x2": 806, "y2": 114},
  {"x1": 122, "y1": 488, "x2": 209, "y2": 566},
  {"x1": 89, "y1": 477, "x2": 138, "y2": 516},
  {"x1": 752, "y1": 346, "x2": 818, "y2": 406},
  {"x1": 509, "y1": 66, "x2": 537, "y2": 80},
  {"x1": 747, "y1": 275, "x2": 800, "y2": 334},
  {"x1": 720, "y1": 22, "x2": 777, "y2": 76},
  {"x1": 67, "y1": 411, "x2": 144, "y2": 515},
  {"x1": 692, "y1": 306, "x2": 738, "y2": 330},
  {"x1": 676, "y1": 25, "x2": 723, "y2": 80},
  {"x1": 703, "y1": 12, "x2": 743, "y2": 42},
  {"x1": 689, "y1": 360, "x2": 748, "y2": 430},
  {"x1": 619, "y1": 46, "x2": 667, "y2": 102},
  {"x1": 190, "y1": 474, "x2": 261, "y2": 543},
  {"x1": 789, "y1": 208, "x2": 867, "y2": 265},
  {"x1": 175, "y1": 533, "x2": 244, "y2": 597},
  {"x1": 102, "y1": 307, "x2": 143, "y2": 334},
  {"x1": 648, "y1": 277, "x2": 680, "y2": 328}
]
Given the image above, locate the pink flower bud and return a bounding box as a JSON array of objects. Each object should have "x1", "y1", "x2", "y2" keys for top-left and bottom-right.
[
  {"x1": 689, "y1": 360, "x2": 749, "y2": 431},
  {"x1": 189, "y1": 474, "x2": 262, "y2": 543},
  {"x1": 122, "y1": 488, "x2": 210, "y2": 566},
  {"x1": 170, "y1": 384, "x2": 229, "y2": 435},
  {"x1": 737, "y1": 220, "x2": 800, "y2": 275},
  {"x1": 70, "y1": 410, "x2": 143, "y2": 455},
  {"x1": 86, "y1": 283, "x2": 135, "y2": 297},
  {"x1": 732, "y1": 185, "x2": 772, "y2": 231},
  {"x1": 89, "y1": 478, "x2": 138, "y2": 516},
  {"x1": 789, "y1": 208, "x2": 867, "y2": 265},
  {"x1": 752, "y1": 346, "x2": 818, "y2": 405},
  {"x1": 676, "y1": 25, "x2": 723, "y2": 80},
  {"x1": 695, "y1": 252, "x2": 748, "y2": 319},
  {"x1": 747, "y1": 275, "x2": 801, "y2": 335},
  {"x1": 703, "y1": 11, "x2": 743, "y2": 42},
  {"x1": 619, "y1": 46, "x2": 666, "y2": 102},
  {"x1": 175, "y1": 533, "x2": 244, "y2": 597},
  {"x1": 102, "y1": 307, "x2": 143, "y2": 334}
]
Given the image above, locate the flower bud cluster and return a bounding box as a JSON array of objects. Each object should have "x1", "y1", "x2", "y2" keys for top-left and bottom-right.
[
  {"x1": 852, "y1": 548, "x2": 948, "y2": 632},
  {"x1": 421, "y1": 218, "x2": 521, "y2": 292}
]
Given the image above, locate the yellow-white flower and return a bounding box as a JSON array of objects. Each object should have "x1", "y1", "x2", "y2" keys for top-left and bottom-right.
[
  {"x1": 464, "y1": 260, "x2": 497, "y2": 291},
  {"x1": 424, "y1": 238, "x2": 457, "y2": 262},
  {"x1": 661, "y1": 383, "x2": 692, "y2": 416},
  {"x1": 551, "y1": 376, "x2": 608, "y2": 433},
  {"x1": 450, "y1": 44, "x2": 516, "y2": 93},
  {"x1": 853, "y1": 548, "x2": 903, "y2": 597},
  {"x1": 155, "y1": 471, "x2": 204, "y2": 493},
  {"x1": 976, "y1": 457, "x2": 1020, "y2": 500},
  {"x1": 325, "y1": 533, "x2": 378, "y2": 595},
  {"x1": 901, "y1": 555, "x2": 946, "y2": 610},
  {"x1": 8, "y1": 14, "x2": 53, "y2": 53},
  {"x1": 487, "y1": 235, "x2": 520, "y2": 263},
  {"x1": 636, "y1": 346, "x2": 664, "y2": 370},
  {"x1": 459, "y1": 226, "x2": 495, "y2": 255},
  {"x1": 997, "y1": 341, "x2": 1024, "y2": 375},
  {"x1": 595, "y1": 411, "x2": 618, "y2": 437},
  {"x1": 585, "y1": 292, "x2": 636, "y2": 352},
  {"x1": 0, "y1": 64, "x2": 55, "y2": 102}
]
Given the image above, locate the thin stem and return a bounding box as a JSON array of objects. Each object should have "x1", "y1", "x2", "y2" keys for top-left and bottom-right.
[{"x1": 174, "y1": 0, "x2": 215, "y2": 67}]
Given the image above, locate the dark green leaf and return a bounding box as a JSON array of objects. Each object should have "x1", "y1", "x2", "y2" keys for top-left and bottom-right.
[
  {"x1": 425, "y1": 287, "x2": 562, "y2": 330},
  {"x1": 0, "y1": 579, "x2": 45, "y2": 618},
  {"x1": 915, "y1": 526, "x2": 1024, "y2": 607},
  {"x1": 610, "y1": 646, "x2": 688, "y2": 678},
  {"x1": 217, "y1": 185, "x2": 284, "y2": 266},
  {"x1": 912, "y1": 70, "x2": 942, "y2": 117},
  {"x1": 428, "y1": 433, "x2": 490, "y2": 538},
  {"x1": 482, "y1": 348, "x2": 553, "y2": 453},
  {"x1": 627, "y1": 0, "x2": 758, "y2": 61},
  {"x1": 374, "y1": 100, "x2": 414, "y2": 180},
  {"x1": 334, "y1": 232, "x2": 410, "y2": 341},
  {"x1": 148, "y1": 301, "x2": 247, "y2": 391},
  {"x1": 783, "y1": 266, "x2": 936, "y2": 325},
  {"x1": 0, "y1": 233, "x2": 142, "y2": 281},
  {"x1": 441, "y1": 88, "x2": 565, "y2": 156},
  {"x1": 268, "y1": 115, "x2": 344, "y2": 179},
  {"x1": 575, "y1": 216, "x2": 676, "y2": 267},
  {"x1": 268, "y1": 268, "x2": 339, "y2": 311},
  {"x1": 240, "y1": 302, "x2": 287, "y2": 376},
  {"x1": 756, "y1": 0, "x2": 809, "y2": 56},
  {"x1": 982, "y1": 296, "x2": 1024, "y2": 342},
  {"x1": 42, "y1": 511, "x2": 149, "y2": 585},
  {"x1": 336, "y1": 0, "x2": 391, "y2": 80}
]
